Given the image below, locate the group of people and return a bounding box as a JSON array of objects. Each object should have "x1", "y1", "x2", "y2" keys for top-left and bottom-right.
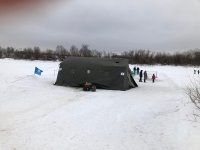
[
  {"x1": 133, "y1": 67, "x2": 140, "y2": 75},
  {"x1": 133, "y1": 66, "x2": 156, "y2": 83},
  {"x1": 194, "y1": 69, "x2": 200, "y2": 75}
]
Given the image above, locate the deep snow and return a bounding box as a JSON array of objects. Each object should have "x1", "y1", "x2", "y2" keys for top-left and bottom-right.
[{"x1": 0, "y1": 59, "x2": 200, "y2": 150}]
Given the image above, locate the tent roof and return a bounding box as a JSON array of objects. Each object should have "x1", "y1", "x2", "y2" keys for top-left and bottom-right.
[{"x1": 61, "y1": 57, "x2": 129, "y2": 67}]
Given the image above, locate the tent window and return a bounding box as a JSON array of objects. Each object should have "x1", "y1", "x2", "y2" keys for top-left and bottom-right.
[{"x1": 87, "y1": 69, "x2": 91, "y2": 74}]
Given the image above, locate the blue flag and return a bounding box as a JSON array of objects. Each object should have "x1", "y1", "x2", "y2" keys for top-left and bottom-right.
[{"x1": 34, "y1": 67, "x2": 43, "y2": 76}]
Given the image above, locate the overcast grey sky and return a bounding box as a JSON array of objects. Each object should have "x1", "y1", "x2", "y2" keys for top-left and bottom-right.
[{"x1": 1, "y1": 0, "x2": 200, "y2": 52}]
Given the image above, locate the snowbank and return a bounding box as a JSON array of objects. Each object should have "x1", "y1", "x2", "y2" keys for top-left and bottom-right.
[{"x1": 0, "y1": 59, "x2": 200, "y2": 150}]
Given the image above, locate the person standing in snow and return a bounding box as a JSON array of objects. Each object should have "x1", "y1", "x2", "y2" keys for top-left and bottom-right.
[
  {"x1": 194, "y1": 69, "x2": 196, "y2": 74},
  {"x1": 152, "y1": 74, "x2": 156, "y2": 83},
  {"x1": 137, "y1": 67, "x2": 140, "y2": 75},
  {"x1": 144, "y1": 71, "x2": 147, "y2": 82},
  {"x1": 198, "y1": 70, "x2": 200, "y2": 75},
  {"x1": 139, "y1": 70, "x2": 143, "y2": 82},
  {"x1": 133, "y1": 67, "x2": 136, "y2": 75}
]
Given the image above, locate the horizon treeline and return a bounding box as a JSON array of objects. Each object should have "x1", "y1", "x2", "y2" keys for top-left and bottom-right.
[{"x1": 0, "y1": 45, "x2": 200, "y2": 65}]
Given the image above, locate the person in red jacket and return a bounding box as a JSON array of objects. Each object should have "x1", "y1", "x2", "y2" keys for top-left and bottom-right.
[{"x1": 152, "y1": 74, "x2": 156, "y2": 83}]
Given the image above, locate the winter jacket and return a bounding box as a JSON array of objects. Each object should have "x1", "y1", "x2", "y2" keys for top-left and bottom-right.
[
  {"x1": 152, "y1": 74, "x2": 156, "y2": 80},
  {"x1": 144, "y1": 71, "x2": 147, "y2": 79},
  {"x1": 139, "y1": 70, "x2": 143, "y2": 77}
]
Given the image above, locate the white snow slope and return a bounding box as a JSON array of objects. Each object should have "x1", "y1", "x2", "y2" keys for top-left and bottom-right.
[{"x1": 0, "y1": 59, "x2": 200, "y2": 150}]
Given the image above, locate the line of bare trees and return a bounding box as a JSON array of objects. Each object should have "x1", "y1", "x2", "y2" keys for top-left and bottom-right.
[
  {"x1": 118, "y1": 49, "x2": 200, "y2": 65},
  {"x1": 0, "y1": 45, "x2": 200, "y2": 65}
]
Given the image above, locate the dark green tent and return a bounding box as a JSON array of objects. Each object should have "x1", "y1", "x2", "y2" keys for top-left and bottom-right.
[{"x1": 55, "y1": 57, "x2": 138, "y2": 90}]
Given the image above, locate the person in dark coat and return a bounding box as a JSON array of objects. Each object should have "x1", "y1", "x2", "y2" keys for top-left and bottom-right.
[
  {"x1": 139, "y1": 70, "x2": 143, "y2": 82},
  {"x1": 198, "y1": 70, "x2": 200, "y2": 75},
  {"x1": 152, "y1": 74, "x2": 156, "y2": 83},
  {"x1": 194, "y1": 69, "x2": 196, "y2": 74},
  {"x1": 137, "y1": 67, "x2": 140, "y2": 75},
  {"x1": 144, "y1": 71, "x2": 147, "y2": 82}
]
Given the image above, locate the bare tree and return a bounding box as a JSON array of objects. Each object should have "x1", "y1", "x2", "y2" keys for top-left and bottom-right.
[
  {"x1": 33, "y1": 46, "x2": 41, "y2": 60},
  {"x1": 91, "y1": 50, "x2": 102, "y2": 58},
  {"x1": 45, "y1": 49, "x2": 56, "y2": 60},
  {"x1": 6, "y1": 47, "x2": 15, "y2": 58},
  {"x1": 70, "y1": 45, "x2": 79, "y2": 56},
  {"x1": 79, "y1": 44, "x2": 92, "y2": 57},
  {"x1": 56, "y1": 45, "x2": 69, "y2": 60},
  {"x1": 186, "y1": 77, "x2": 200, "y2": 110},
  {"x1": 0, "y1": 47, "x2": 2, "y2": 58},
  {"x1": 23, "y1": 48, "x2": 34, "y2": 59}
]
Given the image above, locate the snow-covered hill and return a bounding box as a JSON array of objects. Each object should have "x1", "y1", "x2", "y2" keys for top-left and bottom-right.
[{"x1": 0, "y1": 59, "x2": 200, "y2": 150}]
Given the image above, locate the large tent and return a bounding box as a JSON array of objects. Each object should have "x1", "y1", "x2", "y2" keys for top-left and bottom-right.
[{"x1": 55, "y1": 57, "x2": 138, "y2": 90}]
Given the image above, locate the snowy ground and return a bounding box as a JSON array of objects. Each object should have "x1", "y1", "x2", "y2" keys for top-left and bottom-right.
[{"x1": 0, "y1": 59, "x2": 200, "y2": 150}]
